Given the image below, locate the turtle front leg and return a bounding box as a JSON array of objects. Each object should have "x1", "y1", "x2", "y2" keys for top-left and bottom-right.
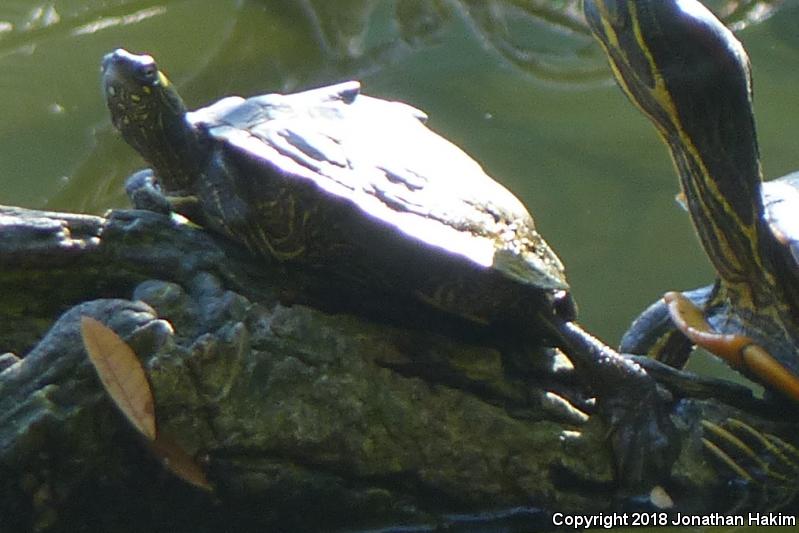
[
  {"x1": 664, "y1": 292, "x2": 799, "y2": 403},
  {"x1": 621, "y1": 284, "x2": 716, "y2": 369},
  {"x1": 125, "y1": 169, "x2": 206, "y2": 225},
  {"x1": 557, "y1": 322, "x2": 680, "y2": 491},
  {"x1": 126, "y1": 169, "x2": 172, "y2": 214}
]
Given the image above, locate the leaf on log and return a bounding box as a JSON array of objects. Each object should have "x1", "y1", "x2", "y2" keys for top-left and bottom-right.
[
  {"x1": 148, "y1": 433, "x2": 214, "y2": 492},
  {"x1": 80, "y1": 316, "x2": 157, "y2": 441}
]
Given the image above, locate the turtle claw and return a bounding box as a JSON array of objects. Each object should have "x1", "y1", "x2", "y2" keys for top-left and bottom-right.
[
  {"x1": 125, "y1": 169, "x2": 173, "y2": 214},
  {"x1": 125, "y1": 168, "x2": 207, "y2": 227},
  {"x1": 559, "y1": 323, "x2": 679, "y2": 489},
  {"x1": 603, "y1": 378, "x2": 678, "y2": 490}
]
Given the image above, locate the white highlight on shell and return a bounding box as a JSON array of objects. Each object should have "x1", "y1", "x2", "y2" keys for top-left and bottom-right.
[{"x1": 188, "y1": 81, "x2": 568, "y2": 290}]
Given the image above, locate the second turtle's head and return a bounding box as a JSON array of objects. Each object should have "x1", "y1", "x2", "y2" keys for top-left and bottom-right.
[
  {"x1": 103, "y1": 49, "x2": 197, "y2": 192},
  {"x1": 583, "y1": 0, "x2": 754, "y2": 149},
  {"x1": 584, "y1": 0, "x2": 767, "y2": 285}
]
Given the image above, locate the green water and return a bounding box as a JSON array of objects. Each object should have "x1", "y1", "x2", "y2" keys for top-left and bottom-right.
[{"x1": 0, "y1": 0, "x2": 797, "y2": 529}]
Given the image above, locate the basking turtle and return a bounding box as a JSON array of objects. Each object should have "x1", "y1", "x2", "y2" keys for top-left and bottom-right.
[
  {"x1": 102, "y1": 50, "x2": 571, "y2": 334},
  {"x1": 584, "y1": 0, "x2": 799, "y2": 402},
  {"x1": 102, "y1": 48, "x2": 678, "y2": 487}
]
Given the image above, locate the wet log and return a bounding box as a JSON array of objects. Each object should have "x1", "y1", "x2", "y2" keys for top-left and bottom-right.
[{"x1": 0, "y1": 205, "x2": 796, "y2": 532}]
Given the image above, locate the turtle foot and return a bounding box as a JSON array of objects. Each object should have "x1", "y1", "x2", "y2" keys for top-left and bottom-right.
[
  {"x1": 559, "y1": 323, "x2": 680, "y2": 490},
  {"x1": 602, "y1": 370, "x2": 680, "y2": 491},
  {"x1": 125, "y1": 169, "x2": 207, "y2": 227},
  {"x1": 125, "y1": 169, "x2": 173, "y2": 214}
]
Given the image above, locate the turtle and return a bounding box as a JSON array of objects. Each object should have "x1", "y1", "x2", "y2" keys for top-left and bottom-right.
[
  {"x1": 102, "y1": 50, "x2": 572, "y2": 334},
  {"x1": 102, "y1": 48, "x2": 678, "y2": 488},
  {"x1": 583, "y1": 0, "x2": 799, "y2": 403}
]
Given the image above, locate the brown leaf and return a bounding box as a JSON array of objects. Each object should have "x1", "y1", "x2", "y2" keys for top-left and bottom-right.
[
  {"x1": 80, "y1": 316, "x2": 157, "y2": 441},
  {"x1": 148, "y1": 433, "x2": 214, "y2": 491}
]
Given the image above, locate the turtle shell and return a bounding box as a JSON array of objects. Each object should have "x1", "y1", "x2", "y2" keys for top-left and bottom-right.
[{"x1": 185, "y1": 81, "x2": 569, "y2": 326}]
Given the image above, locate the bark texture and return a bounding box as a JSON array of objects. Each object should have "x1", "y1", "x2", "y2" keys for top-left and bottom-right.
[{"x1": 0, "y1": 206, "x2": 796, "y2": 532}]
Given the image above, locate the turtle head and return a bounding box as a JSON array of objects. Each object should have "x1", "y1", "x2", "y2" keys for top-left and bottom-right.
[
  {"x1": 584, "y1": 0, "x2": 775, "y2": 295},
  {"x1": 102, "y1": 49, "x2": 200, "y2": 193}
]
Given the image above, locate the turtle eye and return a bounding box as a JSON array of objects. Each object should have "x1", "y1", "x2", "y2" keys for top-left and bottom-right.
[{"x1": 138, "y1": 64, "x2": 159, "y2": 84}]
